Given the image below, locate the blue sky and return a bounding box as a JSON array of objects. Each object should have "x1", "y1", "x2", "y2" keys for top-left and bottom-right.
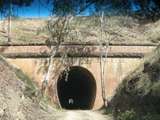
[
  {"x1": 15, "y1": 0, "x2": 52, "y2": 18},
  {"x1": 16, "y1": 0, "x2": 95, "y2": 18},
  {"x1": 3, "y1": 0, "x2": 142, "y2": 18}
]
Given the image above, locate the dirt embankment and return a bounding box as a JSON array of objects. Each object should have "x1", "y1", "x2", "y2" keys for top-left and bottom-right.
[
  {"x1": 108, "y1": 45, "x2": 160, "y2": 119},
  {"x1": 0, "y1": 55, "x2": 61, "y2": 120}
]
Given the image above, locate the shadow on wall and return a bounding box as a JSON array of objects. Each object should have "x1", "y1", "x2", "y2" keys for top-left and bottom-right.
[{"x1": 57, "y1": 66, "x2": 97, "y2": 110}]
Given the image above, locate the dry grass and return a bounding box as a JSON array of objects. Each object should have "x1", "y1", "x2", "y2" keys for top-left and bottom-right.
[{"x1": 0, "y1": 16, "x2": 160, "y2": 44}]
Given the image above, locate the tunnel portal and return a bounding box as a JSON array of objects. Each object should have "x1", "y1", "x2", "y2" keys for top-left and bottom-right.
[{"x1": 57, "y1": 66, "x2": 97, "y2": 110}]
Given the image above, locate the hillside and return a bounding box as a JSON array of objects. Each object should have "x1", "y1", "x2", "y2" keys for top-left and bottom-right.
[
  {"x1": 108, "y1": 45, "x2": 160, "y2": 120},
  {"x1": 0, "y1": 55, "x2": 59, "y2": 120},
  {"x1": 0, "y1": 16, "x2": 160, "y2": 44}
]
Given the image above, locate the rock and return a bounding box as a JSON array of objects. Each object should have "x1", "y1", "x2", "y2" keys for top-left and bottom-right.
[
  {"x1": 16, "y1": 111, "x2": 26, "y2": 120},
  {"x1": 0, "y1": 108, "x2": 4, "y2": 117}
]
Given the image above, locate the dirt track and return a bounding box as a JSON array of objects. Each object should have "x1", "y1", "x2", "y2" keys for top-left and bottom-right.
[{"x1": 55, "y1": 110, "x2": 112, "y2": 120}]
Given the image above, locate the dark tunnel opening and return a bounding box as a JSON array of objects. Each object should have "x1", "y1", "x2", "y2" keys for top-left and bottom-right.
[{"x1": 57, "y1": 66, "x2": 97, "y2": 110}]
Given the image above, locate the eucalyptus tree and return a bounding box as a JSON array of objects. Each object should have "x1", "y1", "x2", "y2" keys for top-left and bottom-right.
[{"x1": 48, "y1": 0, "x2": 160, "y2": 20}]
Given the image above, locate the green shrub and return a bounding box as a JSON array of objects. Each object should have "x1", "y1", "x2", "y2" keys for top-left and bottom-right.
[
  {"x1": 141, "y1": 113, "x2": 160, "y2": 120},
  {"x1": 117, "y1": 110, "x2": 137, "y2": 120},
  {"x1": 117, "y1": 111, "x2": 160, "y2": 120}
]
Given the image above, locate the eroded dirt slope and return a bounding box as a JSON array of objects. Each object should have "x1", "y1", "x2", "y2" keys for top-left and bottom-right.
[{"x1": 0, "y1": 55, "x2": 60, "y2": 120}]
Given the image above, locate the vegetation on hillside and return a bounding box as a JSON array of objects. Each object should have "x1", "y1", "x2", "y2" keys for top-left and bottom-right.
[
  {"x1": 0, "y1": 16, "x2": 160, "y2": 44},
  {"x1": 107, "y1": 45, "x2": 160, "y2": 120},
  {"x1": 50, "y1": 0, "x2": 160, "y2": 20}
]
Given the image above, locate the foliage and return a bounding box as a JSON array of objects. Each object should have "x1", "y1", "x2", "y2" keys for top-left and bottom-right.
[
  {"x1": 141, "y1": 113, "x2": 160, "y2": 120},
  {"x1": 117, "y1": 109, "x2": 137, "y2": 120},
  {"x1": 48, "y1": 0, "x2": 160, "y2": 20},
  {"x1": 108, "y1": 45, "x2": 160, "y2": 120},
  {"x1": 1, "y1": 0, "x2": 160, "y2": 20},
  {"x1": 117, "y1": 110, "x2": 160, "y2": 120},
  {"x1": 0, "y1": 0, "x2": 33, "y2": 15},
  {"x1": 0, "y1": 0, "x2": 33, "y2": 7}
]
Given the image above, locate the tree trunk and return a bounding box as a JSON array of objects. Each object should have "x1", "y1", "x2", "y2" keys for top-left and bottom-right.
[{"x1": 8, "y1": 0, "x2": 12, "y2": 42}]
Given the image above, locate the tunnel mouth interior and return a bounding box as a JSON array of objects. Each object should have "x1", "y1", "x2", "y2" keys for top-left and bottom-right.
[{"x1": 57, "y1": 66, "x2": 96, "y2": 110}]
